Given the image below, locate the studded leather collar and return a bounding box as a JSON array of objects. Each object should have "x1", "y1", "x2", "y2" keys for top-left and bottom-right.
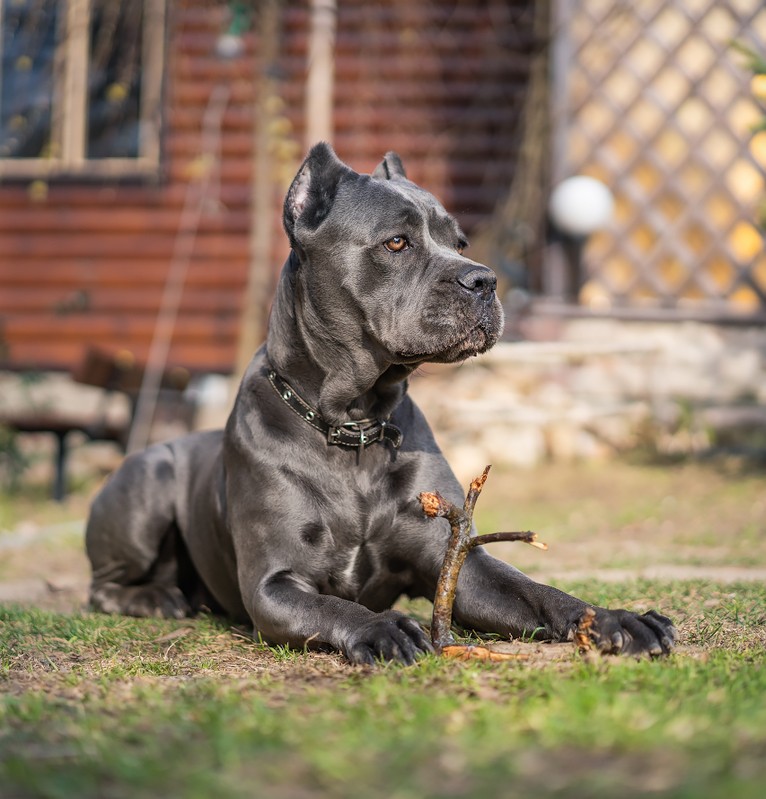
[{"x1": 267, "y1": 368, "x2": 403, "y2": 450}]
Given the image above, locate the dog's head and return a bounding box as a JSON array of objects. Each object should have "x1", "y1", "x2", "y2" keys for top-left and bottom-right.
[{"x1": 282, "y1": 143, "x2": 504, "y2": 367}]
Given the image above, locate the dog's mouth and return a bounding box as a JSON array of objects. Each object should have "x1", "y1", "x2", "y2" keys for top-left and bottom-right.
[{"x1": 395, "y1": 317, "x2": 501, "y2": 365}]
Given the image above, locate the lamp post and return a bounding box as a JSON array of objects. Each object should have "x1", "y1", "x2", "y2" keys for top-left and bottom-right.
[{"x1": 546, "y1": 176, "x2": 614, "y2": 304}]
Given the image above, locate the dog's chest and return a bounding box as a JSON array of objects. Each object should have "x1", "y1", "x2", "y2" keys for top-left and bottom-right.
[
  {"x1": 327, "y1": 542, "x2": 372, "y2": 595},
  {"x1": 315, "y1": 478, "x2": 411, "y2": 603},
  {"x1": 281, "y1": 453, "x2": 418, "y2": 604},
  {"x1": 318, "y1": 503, "x2": 398, "y2": 599}
]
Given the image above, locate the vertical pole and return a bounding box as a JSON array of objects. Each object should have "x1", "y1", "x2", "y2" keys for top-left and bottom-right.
[
  {"x1": 304, "y1": 0, "x2": 336, "y2": 148},
  {"x1": 141, "y1": 0, "x2": 168, "y2": 168},
  {"x1": 234, "y1": 0, "x2": 282, "y2": 381},
  {"x1": 53, "y1": 431, "x2": 68, "y2": 502},
  {"x1": 549, "y1": 0, "x2": 572, "y2": 187},
  {"x1": 62, "y1": 0, "x2": 90, "y2": 165},
  {"x1": 543, "y1": 0, "x2": 575, "y2": 302}
]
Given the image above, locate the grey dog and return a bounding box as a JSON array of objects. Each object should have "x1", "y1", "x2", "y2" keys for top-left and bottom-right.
[{"x1": 86, "y1": 144, "x2": 675, "y2": 664}]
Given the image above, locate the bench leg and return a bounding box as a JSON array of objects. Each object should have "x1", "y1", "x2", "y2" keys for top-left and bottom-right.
[{"x1": 53, "y1": 430, "x2": 69, "y2": 502}]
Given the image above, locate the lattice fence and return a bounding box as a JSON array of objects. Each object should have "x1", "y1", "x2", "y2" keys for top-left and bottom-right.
[{"x1": 551, "y1": 0, "x2": 766, "y2": 317}]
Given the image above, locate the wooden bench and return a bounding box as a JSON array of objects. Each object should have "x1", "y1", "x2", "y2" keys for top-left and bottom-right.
[{"x1": 0, "y1": 348, "x2": 191, "y2": 501}]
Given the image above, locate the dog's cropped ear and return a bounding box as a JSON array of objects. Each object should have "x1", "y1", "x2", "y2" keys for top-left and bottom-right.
[
  {"x1": 372, "y1": 151, "x2": 407, "y2": 180},
  {"x1": 283, "y1": 142, "x2": 353, "y2": 248}
]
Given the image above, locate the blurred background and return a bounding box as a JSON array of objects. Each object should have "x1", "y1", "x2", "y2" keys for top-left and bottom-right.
[{"x1": 0, "y1": 0, "x2": 765, "y2": 496}]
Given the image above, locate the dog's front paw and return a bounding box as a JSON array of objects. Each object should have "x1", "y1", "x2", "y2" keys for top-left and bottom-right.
[
  {"x1": 343, "y1": 610, "x2": 433, "y2": 666},
  {"x1": 580, "y1": 607, "x2": 676, "y2": 657}
]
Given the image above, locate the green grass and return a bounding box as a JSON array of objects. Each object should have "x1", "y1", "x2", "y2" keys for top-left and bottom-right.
[
  {"x1": 2, "y1": 581, "x2": 765, "y2": 799},
  {"x1": 2, "y1": 458, "x2": 765, "y2": 797}
]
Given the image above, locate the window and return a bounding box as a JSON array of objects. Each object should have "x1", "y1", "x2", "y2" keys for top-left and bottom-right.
[{"x1": 0, "y1": 0, "x2": 166, "y2": 179}]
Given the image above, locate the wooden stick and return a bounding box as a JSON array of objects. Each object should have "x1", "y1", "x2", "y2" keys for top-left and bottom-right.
[
  {"x1": 473, "y1": 532, "x2": 548, "y2": 550},
  {"x1": 441, "y1": 645, "x2": 531, "y2": 662},
  {"x1": 419, "y1": 465, "x2": 547, "y2": 653}
]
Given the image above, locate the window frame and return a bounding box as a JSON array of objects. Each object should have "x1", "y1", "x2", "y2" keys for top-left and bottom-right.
[{"x1": 0, "y1": 0, "x2": 166, "y2": 180}]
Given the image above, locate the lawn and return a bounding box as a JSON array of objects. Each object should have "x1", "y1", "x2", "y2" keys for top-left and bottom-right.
[{"x1": 1, "y1": 458, "x2": 765, "y2": 799}]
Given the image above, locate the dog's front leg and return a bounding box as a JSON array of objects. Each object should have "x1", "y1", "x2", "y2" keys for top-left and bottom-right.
[
  {"x1": 452, "y1": 548, "x2": 675, "y2": 656},
  {"x1": 250, "y1": 570, "x2": 433, "y2": 665}
]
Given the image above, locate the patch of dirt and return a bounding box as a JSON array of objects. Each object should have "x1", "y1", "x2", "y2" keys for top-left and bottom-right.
[
  {"x1": 0, "y1": 514, "x2": 90, "y2": 611},
  {"x1": 0, "y1": 575, "x2": 88, "y2": 611}
]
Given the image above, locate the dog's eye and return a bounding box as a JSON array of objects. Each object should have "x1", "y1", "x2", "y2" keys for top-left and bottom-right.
[
  {"x1": 457, "y1": 246, "x2": 464, "y2": 256},
  {"x1": 384, "y1": 236, "x2": 409, "y2": 253}
]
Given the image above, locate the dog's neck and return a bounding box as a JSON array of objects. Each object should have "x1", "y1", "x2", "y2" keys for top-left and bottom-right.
[{"x1": 266, "y1": 252, "x2": 412, "y2": 426}]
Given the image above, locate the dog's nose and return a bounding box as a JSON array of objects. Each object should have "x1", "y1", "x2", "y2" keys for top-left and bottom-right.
[{"x1": 456, "y1": 265, "x2": 497, "y2": 299}]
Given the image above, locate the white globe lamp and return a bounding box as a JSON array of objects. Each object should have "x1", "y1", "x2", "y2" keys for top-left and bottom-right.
[
  {"x1": 548, "y1": 176, "x2": 614, "y2": 238},
  {"x1": 216, "y1": 32, "x2": 245, "y2": 59}
]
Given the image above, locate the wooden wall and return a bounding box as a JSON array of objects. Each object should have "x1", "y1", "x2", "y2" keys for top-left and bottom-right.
[{"x1": 0, "y1": 0, "x2": 538, "y2": 375}]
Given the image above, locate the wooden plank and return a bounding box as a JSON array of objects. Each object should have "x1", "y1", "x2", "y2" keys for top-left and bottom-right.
[
  {"x1": 0, "y1": 208, "x2": 250, "y2": 233},
  {"x1": 0, "y1": 185, "x2": 252, "y2": 209},
  {"x1": 3, "y1": 340, "x2": 239, "y2": 374},
  {"x1": 332, "y1": 82, "x2": 526, "y2": 104},
  {"x1": 171, "y1": 81, "x2": 254, "y2": 108},
  {"x1": 306, "y1": 2, "x2": 509, "y2": 25},
  {"x1": 0, "y1": 233, "x2": 249, "y2": 258},
  {"x1": 165, "y1": 131, "x2": 253, "y2": 158},
  {"x1": 0, "y1": 287, "x2": 244, "y2": 314},
  {"x1": 4, "y1": 314, "x2": 239, "y2": 341},
  {"x1": 163, "y1": 130, "x2": 522, "y2": 169},
  {"x1": 322, "y1": 53, "x2": 528, "y2": 80},
  {"x1": 164, "y1": 161, "x2": 253, "y2": 185},
  {"x1": 169, "y1": 106, "x2": 254, "y2": 132},
  {"x1": 0, "y1": 259, "x2": 252, "y2": 287},
  {"x1": 170, "y1": 5, "x2": 230, "y2": 29}
]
